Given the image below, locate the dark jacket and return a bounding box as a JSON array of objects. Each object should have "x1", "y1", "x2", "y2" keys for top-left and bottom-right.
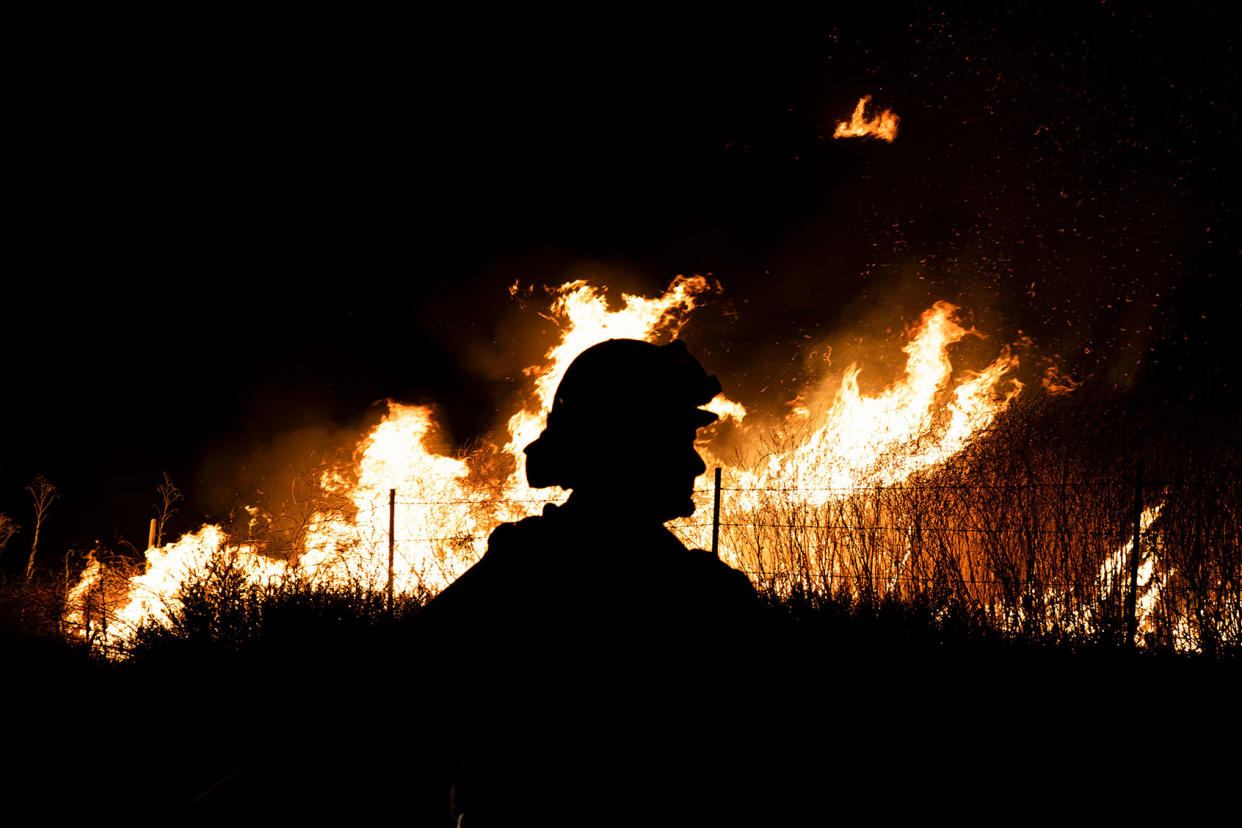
[{"x1": 414, "y1": 500, "x2": 772, "y2": 826}]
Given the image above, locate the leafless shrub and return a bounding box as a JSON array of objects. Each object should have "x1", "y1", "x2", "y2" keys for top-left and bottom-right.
[
  {"x1": 0, "y1": 512, "x2": 18, "y2": 556},
  {"x1": 154, "y1": 472, "x2": 183, "y2": 548},
  {"x1": 25, "y1": 474, "x2": 57, "y2": 581}
]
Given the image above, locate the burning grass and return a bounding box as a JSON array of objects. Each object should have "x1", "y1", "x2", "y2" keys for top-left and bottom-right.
[
  {"x1": 687, "y1": 393, "x2": 1241, "y2": 656},
  {"x1": 36, "y1": 279, "x2": 1238, "y2": 660},
  {"x1": 41, "y1": 393, "x2": 1238, "y2": 662},
  {"x1": 5, "y1": 397, "x2": 1237, "y2": 823}
]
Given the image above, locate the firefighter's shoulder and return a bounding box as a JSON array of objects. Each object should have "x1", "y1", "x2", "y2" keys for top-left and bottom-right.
[
  {"x1": 670, "y1": 537, "x2": 755, "y2": 591},
  {"x1": 415, "y1": 514, "x2": 546, "y2": 629}
]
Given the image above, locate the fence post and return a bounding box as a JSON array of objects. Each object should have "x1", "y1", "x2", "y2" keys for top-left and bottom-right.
[
  {"x1": 100, "y1": 560, "x2": 108, "y2": 660},
  {"x1": 83, "y1": 582, "x2": 91, "y2": 644},
  {"x1": 60, "y1": 551, "x2": 70, "y2": 636},
  {"x1": 711, "y1": 468, "x2": 722, "y2": 559},
  {"x1": 387, "y1": 489, "x2": 396, "y2": 617},
  {"x1": 1125, "y1": 459, "x2": 1144, "y2": 650},
  {"x1": 912, "y1": 508, "x2": 922, "y2": 601}
]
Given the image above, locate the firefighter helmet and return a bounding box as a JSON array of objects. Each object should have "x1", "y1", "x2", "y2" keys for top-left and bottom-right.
[{"x1": 524, "y1": 339, "x2": 721, "y2": 489}]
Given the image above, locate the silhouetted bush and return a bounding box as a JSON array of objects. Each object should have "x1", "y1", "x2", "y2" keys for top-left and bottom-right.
[{"x1": 124, "y1": 557, "x2": 428, "y2": 665}]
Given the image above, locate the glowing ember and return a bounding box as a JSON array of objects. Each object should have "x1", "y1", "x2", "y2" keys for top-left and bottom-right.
[{"x1": 833, "y1": 95, "x2": 899, "y2": 142}]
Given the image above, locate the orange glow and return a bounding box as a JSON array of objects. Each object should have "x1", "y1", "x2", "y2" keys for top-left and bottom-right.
[
  {"x1": 673, "y1": 301, "x2": 1021, "y2": 579},
  {"x1": 833, "y1": 95, "x2": 899, "y2": 142},
  {"x1": 65, "y1": 281, "x2": 1036, "y2": 653},
  {"x1": 502, "y1": 276, "x2": 721, "y2": 498},
  {"x1": 1094, "y1": 505, "x2": 1192, "y2": 647}
]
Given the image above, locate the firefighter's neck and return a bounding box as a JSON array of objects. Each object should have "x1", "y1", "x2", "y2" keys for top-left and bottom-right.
[{"x1": 563, "y1": 488, "x2": 680, "y2": 526}]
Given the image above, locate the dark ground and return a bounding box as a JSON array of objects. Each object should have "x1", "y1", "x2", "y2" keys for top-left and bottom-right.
[{"x1": 3, "y1": 597, "x2": 1238, "y2": 824}]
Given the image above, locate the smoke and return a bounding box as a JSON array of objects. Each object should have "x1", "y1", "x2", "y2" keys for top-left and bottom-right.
[{"x1": 195, "y1": 409, "x2": 387, "y2": 532}]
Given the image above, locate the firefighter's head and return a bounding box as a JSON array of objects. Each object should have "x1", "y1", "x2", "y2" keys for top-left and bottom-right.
[{"x1": 523, "y1": 338, "x2": 721, "y2": 521}]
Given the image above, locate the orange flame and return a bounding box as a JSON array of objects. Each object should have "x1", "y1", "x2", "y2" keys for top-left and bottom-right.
[
  {"x1": 67, "y1": 281, "x2": 1033, "y2": 653},
  {"x1": 833, "y1": 95, "x2": 899, "y2": 142},
  {"x1": 1093, "y1": 505, "x2": 1195, "y2": 648},
  {"x1": 674, "y1": 302, "x2": 1021, "y2": 576},
  {"x1": 502, "y1": 276, "x2": 721, "y2": 496}
]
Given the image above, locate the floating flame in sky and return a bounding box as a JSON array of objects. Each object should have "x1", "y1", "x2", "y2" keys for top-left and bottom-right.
[
  {"x1": 67, "y1": 278, "x2": 1029, "y2": 651},
  {"x1": 834, "y1": 95, "x2": 899, "y2": 142}
]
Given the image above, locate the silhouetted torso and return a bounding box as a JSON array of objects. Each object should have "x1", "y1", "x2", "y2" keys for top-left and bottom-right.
[{"x1": 415, "y1": 496, "x2": 769, "y2": 826}]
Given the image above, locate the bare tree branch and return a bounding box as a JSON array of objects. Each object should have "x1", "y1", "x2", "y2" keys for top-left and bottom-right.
[
  {"x1": 155, "y1": 472, "x2": 184, "y2": 547},
  {"x1": 25, "y1": 474, "x2": 58, "y2": 581},
  {"x1": 0, "y1": 512, "x2": 19, "y2": 557}
]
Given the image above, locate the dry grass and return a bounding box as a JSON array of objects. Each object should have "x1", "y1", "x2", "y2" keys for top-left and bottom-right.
[{"x1": 713, "y1": 394, "x2": 1240, "y2": 655}]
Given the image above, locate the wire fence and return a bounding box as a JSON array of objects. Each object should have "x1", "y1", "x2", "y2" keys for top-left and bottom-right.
[
  {"x1": 384, "y1": 470, "x2": 1238, "y2": 655},
  {"x1": 63, "y1": 471, "x2": 1240, "y2": 657}
]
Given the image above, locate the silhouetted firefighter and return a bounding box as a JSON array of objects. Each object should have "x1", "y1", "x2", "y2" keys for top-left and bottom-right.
[
  {"x1": 173, "y1": 340, "x2": 783, "y2": 825},
  {"x1": 414, "y1": 339, "x2": 772, "y2": 826}
]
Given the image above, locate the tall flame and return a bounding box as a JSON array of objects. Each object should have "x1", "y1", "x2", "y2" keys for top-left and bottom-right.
[
  {"x1": 300, "y1": 404, "x2": 478, "y2": 594},
  {"x1": 833, "y1": 95, "x2": 899, "y2": 142},
  {"x1": 743, "y1": 302, "x2": 1018, "y2": 500},
  {"x1": 673, "y1": 302, "x2": 1021, "y2": 581},
  {"x1": 502, "y1": 276, "x2": 720, "y2": 493}
]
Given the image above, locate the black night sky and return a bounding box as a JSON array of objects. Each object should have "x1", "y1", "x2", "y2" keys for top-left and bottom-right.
[{"x1": 3, "y1": 5, "x2": 1238, "y2": 562}]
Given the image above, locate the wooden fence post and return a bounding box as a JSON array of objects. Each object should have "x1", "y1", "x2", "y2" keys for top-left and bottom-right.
[
  {"x1": 100, "y1": 560, "x2": 108, "y2": 660},
  {"x1": 1125, "y1": 459, "x2": 1144, "y2": 650},
  {"x1": 711, "y1": 468, "x2": 722, "y2": 559},
  {"x1": 387, "y1": 489, "x2": 396, "y2": 617}
]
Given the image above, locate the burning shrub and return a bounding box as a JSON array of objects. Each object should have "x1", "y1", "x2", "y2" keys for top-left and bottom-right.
[
  {"x1": 55, "y1": 280, "x2": 1240, "y2": 659},
  {"x1": 0, "y1": 575, "x2": 67, "y2": 644},
  {"x1": 125, "y1": 546, "x2": 429, "y2": 662}
]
